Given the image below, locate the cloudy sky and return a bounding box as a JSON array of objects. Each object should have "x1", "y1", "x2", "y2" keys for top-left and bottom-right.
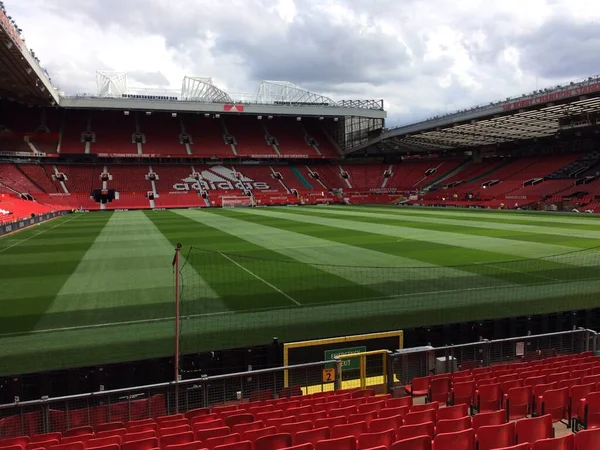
[{"x1": 5, "y1": 0, "x2": 600, "y2": 126}]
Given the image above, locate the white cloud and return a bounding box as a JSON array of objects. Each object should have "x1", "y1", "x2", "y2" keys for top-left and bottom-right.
[{"x1": 5, "y1": 0, "x2": 600, "y2": 126}]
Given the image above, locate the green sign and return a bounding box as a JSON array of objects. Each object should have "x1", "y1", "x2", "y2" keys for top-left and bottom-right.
[{"x1": 325, "y1": 346, "x2": 366, "y2": 371}]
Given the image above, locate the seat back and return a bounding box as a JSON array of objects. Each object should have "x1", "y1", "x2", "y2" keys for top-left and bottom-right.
[
  {"x1": 368, "y1": 415, "x2": 402, "y2": 433},
  {"x1": 531, "y1": 434, "x2": 574, "y2": 450},
  {"x1": 357, "y1": 429, "x2": 395, "y2": 450},
  {"x1": 476, "y1": 422, "x2": 515, "y2": 450},
  {"x1": 585, "y1": 391, "x2": 600, "y2": 428},
  {"x1": 515, "y1": 414, "x2": 553, "y2": 444},
  {"x1": 314, "y1": 436, "x2": 356, "y2": 450},
  {"x1": 432, "y1": 429, "x2": 475, "y2": 450},
  {"x1": 254, "y1": 434, "x2": 293, "y2": 450},
  {"x1": 472, "y1": 409, "x2": 505, "y2": 431},
  {"x1": 477, "y1": 383, "x2": 502, "y2": 412},
  {"x1": 574, "y1": 428, "x2": 600, "y2": 450},
  {"x1": 331, "y1": 421, "x2": 367, "y2": 440},
  {"x1": 404, "y1": 410, "x2": 436, "y2": 426},
  {"x1": 507, "y1": 386, "x2": 533, "y2": 420},
  {"x1": 294, "y1": 427, "x2": 329, "y2": 446},
  {"x1": 397, "y1": 422, "x2": 434, "y2": 441},
  {"x1": 204, "y1": 433, "x2": 240, "y2": 450},
  {"x1": 437, "y1": 404, "x2": 468, "y2": 421},
  {"x1": 435, "y1": 416, "x2": 471, "y2": 435},
  {"x1": 390, "y1": 435, "x2": 431, "y2": 450}
]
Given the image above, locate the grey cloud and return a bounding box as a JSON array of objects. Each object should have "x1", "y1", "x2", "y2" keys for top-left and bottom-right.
[
  {"x1": 516, "y1": 19, "x2": 600, "y2": 80},
  {"x1": 213, "y1": 12, "x2": 412, "y2": 87},
  {"x1": 128, "y1": 71, "x2": 170, "y2": 86}
]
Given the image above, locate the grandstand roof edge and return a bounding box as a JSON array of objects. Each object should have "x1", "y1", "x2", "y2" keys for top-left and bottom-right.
[{"x1": 58, "y1": 96, "x2": 386, "y2": 119}]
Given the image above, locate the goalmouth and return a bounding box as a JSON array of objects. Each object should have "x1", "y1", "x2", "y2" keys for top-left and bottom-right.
[{"x1": 221, "y1": 196, "x2": 255, "y2": 208}]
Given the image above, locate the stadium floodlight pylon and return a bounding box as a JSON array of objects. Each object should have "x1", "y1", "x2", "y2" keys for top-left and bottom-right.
[
  {"x1": 96, "y1": 71, "x2": 127, "y2": 98},
  {"x1": 180, "y1": 76, "x2": 233, "y2": 103},
  {"x1": 256, "y1": 80, "x2": 338, "y2": 105}
]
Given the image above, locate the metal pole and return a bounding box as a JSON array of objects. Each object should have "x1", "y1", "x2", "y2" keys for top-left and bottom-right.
[{"x1": 173, "y1": 243, "x2": 182, "y2": 413}]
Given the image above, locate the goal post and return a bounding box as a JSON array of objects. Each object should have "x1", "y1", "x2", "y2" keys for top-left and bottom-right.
[{"x1": 221, "y1": 195, "x2": 255, "y2": 208}]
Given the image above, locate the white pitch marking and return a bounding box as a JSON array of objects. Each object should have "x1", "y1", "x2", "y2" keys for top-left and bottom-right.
[
  {"x1": 219, "y1": 251, "x2": 302, "y2": 306},
  {"x1": 474, "y1": 261, "x2": 562, "y2": 282},
  {"x1": 0, "y1": 214, "x2": 80, "y2": 254}
]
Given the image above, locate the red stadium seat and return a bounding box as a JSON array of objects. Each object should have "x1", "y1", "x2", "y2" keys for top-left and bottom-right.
[
  {"x1": 390, "y1": 436, "x2": 431, "y2": 450},
  {"x1": 434, "y1": 416, "x2": 471, "y2": 435},
  {"x1": 231, "y1": 422, "x2": 264, "y2": 437},
  {"x1": 476, "y1": 384, "x2": 502, "y2": 413},
  {"x1": 314, "y1": 436, "x2": 356, "y2": 450},
  {"x1": 397, "y1": 422, "x2": 435, "y2": 441},
  {"x1": 432, "y1": 428, "x2": 475, "y2": 450},
  {"x1": 437, "y1": 404, "x2": 469, "y2": 421},
  {"x1": 96, "y1": 423, "x2": 125, "y2": 433},
  {"x1": 242, "y1": 426, "x2": 276, "y2": 442},
  {"x1": 294, "y1": 427, "x2": 329, "y2": 447},
  {"x1": 386, "y1": 397, "x2": 412, "y2": 409},
  {"x1": 213, "y1": 442, "x2": 251, "y2": 450},
  {"x1": 194, "y1": 428, "x2": 231, "y2": 442},
  {"x1": 531, "y1": 434, "x2": 573, "y2": 450},
  {"x1": 403, "y1": 410, "x2": 436, "y2": 426},
  {"x1": 63, "y1": 428, "x2": 92, "y2": 438},
  {"x1": 405, "y1": 376, "x2": 431, "y2": 397},
  {"x1": 368, "y1": 415, "x2": 403, "y2": 433},
  {"x1": 164, "y1": 442, "x2": 207, "y2": 450},
  {"x1": 574, "y1": 428, "x2": 600, "y2": 450},
  {"x1": 506, "y1": 386, "x2": 533, "y2": 420},
  {"x1": 31, "y1": 435, "x2": 61, "y2": 444},
  {"x1": 515, "y1": 415, "x2": 553, "y2": 444},
  {"x1": 160, "y1": 432, "x2": 194, "y2": 448},
  {"x1": 357, "y1": 429, "x2": 395, "y2": 450},
  {"x1": 204, "y1": 433, "x2": 240, "y2": 450},
  {"x1": 476, "y1": 422, "x2": 515, "y2": 450},
  {"x1": 279, "y1": 421, "x2": 312, "y2": 438},
  {"x1": 428, "y1": 378, "x2": 451, "y2": 404},
  {"x1": 60, "y1": 435, "x2": 93, "y2": 445},
  {"x1": 48, "y1": 444, "x2": 84, "y2": 450},
  {"x1": 121, "y1": 438, "x2": 160, "y2": 450},
  {"x1": 254, "y1": 433, "x2": 292, "y2": 450},
  {"x1": 331, "y1": 421, "x2": 368, "y2": 440},
  {"x1": 123, "y1": 432, "x2": 157, "y2": 443},
  {"x1": 583, "y1": 391, "x2": 600, "y2": 429},
  {"x1": 86, "y1": 437, "x2": 122, "y2": 448}
]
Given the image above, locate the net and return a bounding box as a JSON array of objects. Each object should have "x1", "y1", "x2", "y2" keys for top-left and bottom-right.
[
  {"x1": 221, "y1": 196, "x2": 254, "y2": 208},
  {"x1": 177, "y1": 245, "x2": 600, "y2": 373}
]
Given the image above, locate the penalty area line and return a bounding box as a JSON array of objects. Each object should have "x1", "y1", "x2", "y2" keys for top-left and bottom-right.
[{"x1": 219, "y1": 252, "x2": 302, "y2": 306}]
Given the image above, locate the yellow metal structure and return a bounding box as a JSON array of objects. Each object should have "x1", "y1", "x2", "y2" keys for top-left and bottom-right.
[{"x1": 283, "y1": 330, "x2": 403, "y2": 388}]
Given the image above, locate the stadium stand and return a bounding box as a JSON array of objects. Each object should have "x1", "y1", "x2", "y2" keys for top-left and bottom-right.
[{"x1": 2, "y1": 351, "x2": 599, "y2": 448}]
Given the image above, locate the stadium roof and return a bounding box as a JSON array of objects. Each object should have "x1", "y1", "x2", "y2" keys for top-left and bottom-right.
[
  {"x1": 0, "y1": 7, "x2": 58, "y2": 105},
  {"x1": 353, "y1": 75, "x2": 600, "y2": 154}
]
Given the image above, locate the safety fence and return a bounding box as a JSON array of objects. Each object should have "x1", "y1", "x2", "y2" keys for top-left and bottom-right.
[{"x1": 0, "y1": 328, "x2": 597, "y2": 437}]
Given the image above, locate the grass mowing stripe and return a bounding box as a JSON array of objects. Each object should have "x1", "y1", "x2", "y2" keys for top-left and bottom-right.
[
  {"x1": 33, "y1": 211, "x2": 217, "y2": 333},
  {"x1": 219, "y1": 252, "x2": 301, "y2": 306},
  {"x1": 148, "y1": 210, "x2": 376, "y2": 311},
  {"x1": 0, "y1": 213, "x2": 112, "y2": 333},
  {"x1": 341, "y1": 205, "x2": 600, "y2": 232},
  {"x1": 232, "y1": 208, "x2": 585, "y2": 287},
  {"x1": 0, "y1": 214, "x2": 80, "y2": 254},
  {"x1": 318, "y1": 205, "x2": 600, "y2": 242},
  {"x1": 272, "y1": 207, "x2": 574, "y2": 258},
  {"x1": 352, "y1": 205, "x2": 600, "y2": 226}
]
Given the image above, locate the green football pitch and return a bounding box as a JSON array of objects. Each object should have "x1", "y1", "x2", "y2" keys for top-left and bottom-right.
[{"x1": 2, "y1": 205, "x2": 600, "y2": 376}]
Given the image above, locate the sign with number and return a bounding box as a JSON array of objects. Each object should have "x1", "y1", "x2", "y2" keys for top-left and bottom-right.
[
  {"x1": 324, "y1": 346, "x2": 366, "y2": 371},
  {"x1": 322, "y1": 368, "x2": 335, "y2": 383}
]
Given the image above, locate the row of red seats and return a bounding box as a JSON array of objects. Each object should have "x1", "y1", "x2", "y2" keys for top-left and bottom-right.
[{"x1": 5, "y1": 415, "x2": 599, "y2": 450}]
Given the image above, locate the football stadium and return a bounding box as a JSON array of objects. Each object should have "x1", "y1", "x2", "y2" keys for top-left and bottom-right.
[{"x1": 3, "y1": 2, "x2": 600, "y2": 449}]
